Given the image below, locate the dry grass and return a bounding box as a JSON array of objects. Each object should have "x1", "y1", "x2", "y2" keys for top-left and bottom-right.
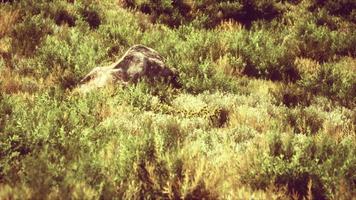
[
  {"x1": 0, "y1": 69, "x2": 38, "y2": 94},
  {"x1": 294, "y1": 58, "x2": 321, "y2": 78},
  {"x1": 0, "y1": 184, "x2": 32, "y2": 200},
  {"x1": 0, "y1": 9, "x2": 19, "y2": 38}
]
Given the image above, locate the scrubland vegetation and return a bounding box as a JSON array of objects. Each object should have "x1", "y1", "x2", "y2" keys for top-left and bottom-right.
[{"x1": 0, "y1": 0, "x2": 355, "y2": 199}]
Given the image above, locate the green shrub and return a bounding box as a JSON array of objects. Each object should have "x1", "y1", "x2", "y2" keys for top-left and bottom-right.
[
  {"x1": 79, "y1": 3, "x2": 102, "y2": 29},
  {"x1": 98, "y1": 8, "x2": 144, "y2": 48},
  {"x1": 120, "y1": 0, "x2": 285, "y2": 28},
  {"x1": 284, "y1": 106, "x2": 325, "y2": 134},
  {"x1": 310, "y1": 0, "x2": 356, "y2": 21},
  {"x1": 283, "y1": 2, "x2": 356, "y2": 61},
  {"x1": 295, "y1": 21, "x2": 355, "y2": 61},
  {"x1": 54, "y1": 9, "x2": 76, "y2": 27},
  {"x1": 271, "y1": 84, "x2": 313, "y2": 108},
  {"x1": 35, "y1": 28, "x2": 107, "y2": 88},
  {"x1": 1, "y1": 0, "x2": 355, "y2": 199},
  {"x1": 239, "y1": 28, "x2": 299, "y2": 81},
  {"x1": 11, "y1": 14, "x2": 53, "y2": 56},
  {"x1": 298, "y1": 58, "x2": 356, "y2": 108},
  {"x1": 239, "y1": 132, "x2": 356, "y2": 199}
]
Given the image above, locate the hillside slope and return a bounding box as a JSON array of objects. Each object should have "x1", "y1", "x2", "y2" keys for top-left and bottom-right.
[{"x1": 0, "y1": 0, "x2": 355, "y2": 199}]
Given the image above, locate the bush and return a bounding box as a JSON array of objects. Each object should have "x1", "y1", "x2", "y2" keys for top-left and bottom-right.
[
  {"x1": 35, "y1": 28, "x2": 107, "y2": 88},
  {"x1": 239, "y1": 132, "x2": 356, "y2": 199},
  {"x1": 54, "y1": 9, "x2": 76, "y2": 27},
  {"x1": 1, "y1": 0, "x2": 355, "y2": 199},
  {"x1": 298, "y1": 57, "x2": 356, "y2": 108},
  {"x1": 80, "y1": 5, "x2": 102, "y2": 29},
  {"x1": 11, "y1": 14, "x2": 53, "y2": 56},
  {"x1": 120, "y1": 0, "x2": 285, "y2": 28},
  {"x1": 271, "y1": 84, "x2": 313, "y2": 108},
  {"x1": 283, "y1": 2, "x2": 356, "y2": 61},
  {"x1": 284, "y1": 106, "x2": 325, "y2": 134},
  {"x1": 310, "y1": 0, "x2": 356, "y2": 22},
  {"x1": 238, "y1": 28, "x2": 299, "y2": 81}
]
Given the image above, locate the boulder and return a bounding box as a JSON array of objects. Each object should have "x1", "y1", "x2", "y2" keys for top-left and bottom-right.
[{"x1": 78, "y1": 44, "x2": 180, "y2": 92}]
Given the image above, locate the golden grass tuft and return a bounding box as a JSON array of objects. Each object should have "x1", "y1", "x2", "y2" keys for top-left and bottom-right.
[
  {"x1": 217, "y1": 19, "x2": 243, "y2": 32},
  {"x1": 294, "y1": 57, "x2": 321, "y2": 78},
  {"x1": 0, "y1": 9, "x2": 19, "y2": 38},
  {"x1": 0, "y1": 69, "x2": 39, "y2": 94}
]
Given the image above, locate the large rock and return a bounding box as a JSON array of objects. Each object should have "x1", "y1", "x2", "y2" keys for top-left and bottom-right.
[{"x1": 78, "y1": 44, "x2": 179, "y2": 92}]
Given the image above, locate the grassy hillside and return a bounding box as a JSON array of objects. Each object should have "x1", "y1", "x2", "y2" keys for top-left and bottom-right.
[{"x1": 0, "y1": 0, "x2": 355, "y2": 199}]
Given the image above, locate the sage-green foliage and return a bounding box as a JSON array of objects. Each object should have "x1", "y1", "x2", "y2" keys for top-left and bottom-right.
[
  {"x1": 0, "y1": 0, "x2": 355, "y2": 199},
  {"x1": 120, "y1": 0, "x2": 285, "y2": 28}
]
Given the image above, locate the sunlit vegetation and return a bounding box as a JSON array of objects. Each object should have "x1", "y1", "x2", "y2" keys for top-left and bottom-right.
[{"x1": 0, "y1": 0, "x2": 355, "y2": 199}]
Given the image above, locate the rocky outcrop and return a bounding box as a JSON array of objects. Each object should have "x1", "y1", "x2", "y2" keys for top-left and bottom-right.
[{"x1": 78, "y1": 45, "x2": 180, "y2": 92}]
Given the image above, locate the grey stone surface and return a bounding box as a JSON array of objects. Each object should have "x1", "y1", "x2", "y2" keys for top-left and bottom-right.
[{"x1": 79, "y1": 45, "x2": 179, "y2": 92}]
